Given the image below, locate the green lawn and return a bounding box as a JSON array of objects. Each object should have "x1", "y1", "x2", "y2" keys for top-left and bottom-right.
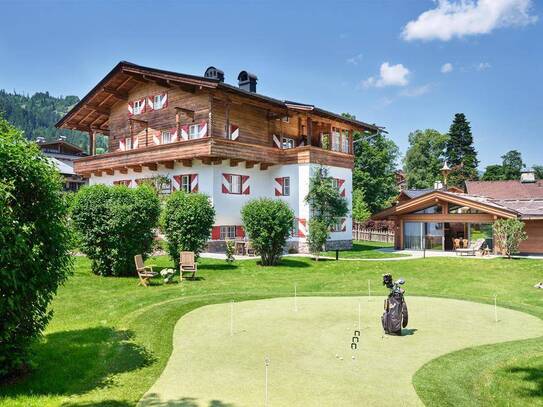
[
  {"x1": 1, "y1": 255, "x2": 542, "y2": 406},
  {"x1": 322, "y1": 240, "x2": 408, "y2": 259}
]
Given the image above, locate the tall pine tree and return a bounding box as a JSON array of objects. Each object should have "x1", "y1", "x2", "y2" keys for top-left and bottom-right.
[{"x1": 445, "y1": 113, "x2": 479, "y2": 187}]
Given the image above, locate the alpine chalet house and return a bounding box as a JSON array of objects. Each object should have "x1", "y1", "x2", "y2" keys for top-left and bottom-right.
[{"x1": 57, "y1": 61, "x2": 381, "y2": 252}]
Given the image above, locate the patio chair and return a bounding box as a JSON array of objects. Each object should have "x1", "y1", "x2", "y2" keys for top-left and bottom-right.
[
  {"x1": 246, "y1": 241, "x2": 256, "y2": 256},
  {"x1": 455, "y1": 239, "x2": 486, "y2": 256},
  {"x1": 179, "y1": 251, "x2": 197, "y2": 281},
  {"x1": 453, "y1": 238, "x2": 461, "y2": 250},
  {"x1": 134, "y1": 254, "x2": 158, "y2": 287}
]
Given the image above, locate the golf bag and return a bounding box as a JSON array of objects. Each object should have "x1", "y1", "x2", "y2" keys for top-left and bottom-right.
[{"x1": 382, "y1": 290, "x2": 408, "y2": 336}]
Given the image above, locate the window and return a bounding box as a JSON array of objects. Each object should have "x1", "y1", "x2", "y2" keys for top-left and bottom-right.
[
  {"x1": 331, "y1": 218, "x2": 344, "y2": 232},
  {"x1": 153, "y1": 94, "x2": 164, "y2": 110},
  {"x1": 341, "y1": 130, "x2": 349, "y2": 153},
  {"x1": 230, "y1": 175, "x2": 242, "y2": 194},
  {"x1": 282, "y1": 138, "x2": 295, "y2": 149},
  {"x1": 181, "y1": 175, "x2": 191, "y2": 193},
  {"x1": 189, "y1": 124, "x2": 200, "y2": 139},
  {"x1": 220, "y1": 225, "x2": 236, "y2": 240},
  {"x1": 413, "y1": 204, "x2": 442, "y2": 214},
  {"x1": 133, "y1": 100, "x2": 143, "y2": 115},
  {"x1": 448, "y1": 205, "x2": 484, "y2": 214},
  {"x1": 161, "y1": 131, "x2": 172, "y2": 144},
  {"x1": 282, "y1": 177, "x2": 290, "y2": 196},
  {"x1": 291, "y1": 219, "x2": 299, "y2": 237},
  {"x1": 332, "y1": 130, "x2": 340, "y2": 151},
  {"x1": 281, "y1": 116, "x2": 290, "y2": 123},
  {"x1": 125, "y1": 137, "x2": 133, "y2": 150}
]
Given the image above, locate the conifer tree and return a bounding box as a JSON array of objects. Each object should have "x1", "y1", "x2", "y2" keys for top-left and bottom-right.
[{"x1": 445, "y1": 113, "x2": 479, "y2": 187}]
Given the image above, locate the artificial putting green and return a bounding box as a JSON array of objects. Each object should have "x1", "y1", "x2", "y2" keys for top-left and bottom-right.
[{"x1": 139, "y1": 296, "x2": 543, "y2": 407}]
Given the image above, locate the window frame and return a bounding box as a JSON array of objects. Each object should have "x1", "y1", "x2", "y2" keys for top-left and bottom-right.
[
  {"x1": 125, "y1": 137, "x2": 133, "y2": 150},
  {"x1": 341, "y1": 130, "x2": 349, "y2": 153},
  {"x1": 153, "y1": 94, "x2": 164, "y2": 110},
  {"x1": 220, "y1": 225, "x2": 236, "y2": 240},
  {"x1": 332, "y1": 130, "x2": 341, "y2": 151},
  {"x1": 230, "y1": 174, "x2": 242, "y2": 194},
  {"x1": 282, "y1": 177, "x2": 290, "y2": 196},
  {"x1": 282, "y1": 137, "x2": 295, "y2": 149},
  {"x1": 161, "y1": 130, "x2": 172, "y2": 144},
  {"x1": 189, "y1": 124, "x2": 200, "y2": 140},
  {"x1": 181, "y1": 174, "x2": 191, "y2": 193},
  {"x1": 133, "y1": 100, "x2": 143, "y2": 115}
]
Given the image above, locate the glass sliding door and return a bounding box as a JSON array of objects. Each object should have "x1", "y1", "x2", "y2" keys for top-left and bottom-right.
[
  {"x1": 424, "y1": 222, "x2": 444, "y2": 250},
  {"x1": 404, "y1": 222, "x2": 423, "y2": 250}
]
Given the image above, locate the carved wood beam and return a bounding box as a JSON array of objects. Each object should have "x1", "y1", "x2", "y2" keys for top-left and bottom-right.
[
  {"x1": 177, "y1": 159, "x2": 192, "y2": 167},
  {"x1": 102, "y1": 87, "x2": 128, "y2": 100},
  {"x1": 142, "y1": 74, "x2": 173, "y2": 88},
  {"x1": 201, "y1": 157, "x2": 212, "y2": 165},
  {"x1": 143, "y1": 163, "x2": 158, "y2": 171},
  {"x1": 93, "y1": 170, "x2": 103, "y2": 177},
  {"x1": 119, "y1": 167, "x2": 128, "y2": 174},
  {"x1": 162, "y1": 161, "x2": 175, "y2": 169},
  {"x1": 122, "y1": 71, "x2": 148, "y2": 84},
  {"x1": 260, "y1": 163, "x2": 272, "y2": 171},
  {"x1": 211, "y1": 157, "x2": 223, "y2": 165},
  {"x1": 129, "y1": 165, "x2": 142, "y2": 173},
  {"x1": 230, "y1": 159, "x2": 242, "y2": 167},
  {"x1": 104, "y1": 169, "x2": 114, "y2": 175},
  {"x1": 245, "y1": 161, "x2": 257, "y2": 169},
  {"x1": 87, "y1": 103, "x2": 110, "y2": 116}
]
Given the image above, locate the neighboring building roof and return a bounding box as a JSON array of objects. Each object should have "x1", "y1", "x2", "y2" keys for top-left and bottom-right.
[
  {"x1": 48, "y1": 157, "x2": 75, "y2": 175},
  {"x1": 56, "y1": 61, "x2": 382, "y2": 133},
  {"x1": 465, "y1": 180, "x2": 543, "y2": 199},
  {"x1": 493, "y1": 199, "x2": 543, "y2": 218},
  {"x1": 402, "y1": 189, "x2": 435, "y2": 199},
  {"x1": 38, "y1": 139, "x2": 85, "y2": 155}
]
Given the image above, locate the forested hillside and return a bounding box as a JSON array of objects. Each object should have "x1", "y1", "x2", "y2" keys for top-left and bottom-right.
[{"x1": 0, "y1": 90, "x2": 107, "y2": 153}]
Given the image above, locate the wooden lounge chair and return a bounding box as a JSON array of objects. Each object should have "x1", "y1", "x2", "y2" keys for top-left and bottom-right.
[
  {"x1": 134, "y1": 254, "x2": 158, "y2": 287},
  {"x1": 179, "y1": 251, "x2": 197, "y2": 281},
  {"x1": 453, "y1": 238, "x2": 461, "y2": 250},
  {"x1": 455, "y1": 239, "x2": 486, "y2": 256}
]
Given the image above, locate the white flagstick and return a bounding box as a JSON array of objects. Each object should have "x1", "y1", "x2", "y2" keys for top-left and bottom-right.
[
  {"x1": 230, "y1": 300, "x2": 234, "y2": 336},
  {"x1": 294, "y1": 283, "x2": 298, "y2": 312},
  {"x1": 494, "y1": 294, "x2": 498, "y2": 323},
  {"x1": 265, "y1": 357, "x2": 270, "y2": 407},
  {"x1": 358, "y1": 302, "x2": 361, "y2": 331}
]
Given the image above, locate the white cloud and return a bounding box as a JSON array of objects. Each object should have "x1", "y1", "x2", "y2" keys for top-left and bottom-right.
[
  {"x1": 402, "y1": 0, "x2": 538, "y2": 42},
  {"x1": 400, "y1": 84, "x2": 433, "y2": 97},
  {"x1": 441, "y1": 62, "x2": 454, "y2": 73},
  {"x1": 346, "y1": 53, "x2": 363, "y2": 65},
  {"x1": 362, "y1": 62, "x2": 410, "y2": 88},
  {"x1": 476, "y1": 62, "x2": 492, "y2": 71}
]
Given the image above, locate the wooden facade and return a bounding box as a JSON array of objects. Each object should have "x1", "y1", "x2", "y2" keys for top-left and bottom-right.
[{"x1": 56, "y1": 62, "x2": 377, "y2": 176}]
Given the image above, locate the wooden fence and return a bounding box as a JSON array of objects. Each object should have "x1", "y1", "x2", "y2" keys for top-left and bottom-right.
[{"x1": 352, "y1": 226, "x2": 395, "y2": 244}]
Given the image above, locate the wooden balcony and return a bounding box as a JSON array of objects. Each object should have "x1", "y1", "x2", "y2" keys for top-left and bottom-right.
[{"x1": 74, "y1": 136, "x2": 353, "y2": 176}]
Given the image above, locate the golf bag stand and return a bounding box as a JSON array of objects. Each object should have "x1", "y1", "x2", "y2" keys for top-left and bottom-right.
[{"x1": 381, "y1": 278, "x2": 408, "y2": 335}]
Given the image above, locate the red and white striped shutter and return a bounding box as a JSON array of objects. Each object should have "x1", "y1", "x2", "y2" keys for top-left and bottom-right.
[
  {"x1": 147, "y1": 96, "x2": 155, "y2": 112},
  {"x1": 199, "y1": 120, "x2": 208, "y2": 138},
  {"x1": 298, "y1": 218, "x2": 307, "y2": 238},
  {"x1": 172, "y1": 175, "x2": 181, "y2": 191},
  {"x1": 162, "y1": 92, "x2": 168, "y2": 109},
  {"x1": 230, "y1": 124, "x2": 240, "y2": 140},
  {"x1": 181, "y1": 125, "x2": 189, "y2": 140},
  {"x1": 222, "y1": 174, "x2": 231, "y2": 193},
  {"x1": 241, "y1": 175, "x2": 250, "y2": 195},
  {"x1": 133, "y1": 136, "x2": 139, "y2": 149},
  {"x1": 338, "y1": 179, "x2": 346, "y2": 197},
  {"x1": 140, "y1": 97, "x2": 146, "y2": 114},
  {"x1": 190, "y1": 174, "x2": 198, "y2": 192},
  {"x1": 341, "y1": 218, "x2": 347, "y2": 232},
  {"x1": 127, "y1": 102, "x2": 134, "y2": 117},
  {"x1": 153, "y1": 130, "x2": 160, "y2": 145},
  {"x1": 211, "y1": 226, "x2": 220, "y2": 240},
  {"x1": 272, "y1": 134, "x2": 281, "y2": 148},
  {"x1": 274, "y1": 177, "x2": 284, "y2": 196},
  {"x1": 119, "y1": 138, "x2": 125, "y2": 151},
  {"x1": 171, "y1": 127, "x2": 178, "y2": 142},
  {"x1": 235, "y1": 226, "x2": 245, "y2": 238}
]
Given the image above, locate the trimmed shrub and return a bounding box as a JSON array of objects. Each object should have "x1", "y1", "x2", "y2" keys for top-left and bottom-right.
[
  {"x1": 161, "y1": 192, "x2": 215, "y2": 269},
  {"x1": 307, "y1": 218, "x2": 329, "y2": 260},
  {"x1": 71, "y1": 184, "x2": 160, "y2": 276},
  {"x1": 241, "y1": 198, "x2": 295, "y2": 266},
  {"x1": 0, "y1": 118, "x2": 72, "y2": 379},
  {"x1": 493, "y1": 218, "x2": 528, "y2": 258}
]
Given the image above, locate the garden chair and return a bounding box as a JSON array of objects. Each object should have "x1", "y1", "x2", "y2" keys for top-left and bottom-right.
[
  {"x1": 134, "y1": 254, "x2": 158, "y2": 287},
  {"x1": 455, "y1": 239, "x2": 486, "y2": 256},
  {"x1": 246, "y1": 241, "x2": 256, "y2": 256},
  {"x1": 453, "y1": 238, "x2": 461, "y2": 250},
  {"x1": 179, "y1": 251, "x2": 197, "y2": 281}
]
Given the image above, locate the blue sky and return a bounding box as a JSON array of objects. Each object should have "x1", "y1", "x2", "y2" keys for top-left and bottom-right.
[{"x1": 1, "y1": 0, "x2": 541, "y2": 169}]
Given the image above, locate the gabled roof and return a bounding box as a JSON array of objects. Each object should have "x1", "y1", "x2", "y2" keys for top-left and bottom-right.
[
  {"x1": 373, "y1": 190, "x2": 518, "y2": 220},
  {"x1": 466, "y1": 180, "x2": 543, "y2": 199},
  {"x1": 38, "y1": 139, "x2": 85, "y2": 155},
  {"x1": 48, "y1": 157, "x2": 75, "y2": 175},
  {"x1": 56, "y1": 61, "x2": 382, "y2": 133}
]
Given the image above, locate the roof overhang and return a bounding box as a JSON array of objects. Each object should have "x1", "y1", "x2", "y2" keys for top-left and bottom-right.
[{"x1": 373, "y1": 190, "x2": 518, "y2": 220}]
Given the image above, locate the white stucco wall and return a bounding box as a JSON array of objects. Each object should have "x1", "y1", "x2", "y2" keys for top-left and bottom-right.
[{"x1": 88, "y1": 159, "x2": 352, "y2": 242}]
